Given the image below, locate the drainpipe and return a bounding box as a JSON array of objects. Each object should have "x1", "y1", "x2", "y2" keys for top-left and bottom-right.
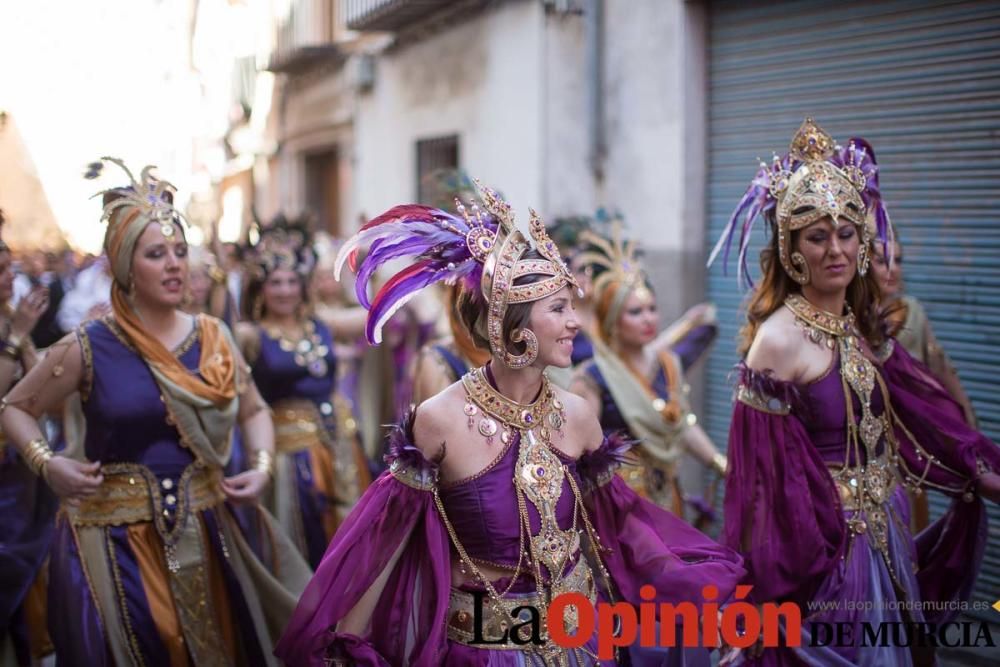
[{"x1": 585, "y1": 0, "x2": 606, "y2": 181}]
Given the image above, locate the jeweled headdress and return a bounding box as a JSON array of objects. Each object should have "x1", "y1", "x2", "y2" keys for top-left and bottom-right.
[
  {"x1": 576, "y1": 219, "x2": 651, "y2": 342},
  {"x1": 335, "y1": 180, "x2": 580, "y2": 368},
  {"x1": 86, "y1": 157, "x2": 188, "y2": 289},
  {"x1": 708, "y1": 118, "x2": 892, "y2": 286},
  {"x1": 245, "y1": 213, "x2": 317, "y2": 281},
  {"x1": 88, "y1": 157, "x2": 187, "y2": 244}
]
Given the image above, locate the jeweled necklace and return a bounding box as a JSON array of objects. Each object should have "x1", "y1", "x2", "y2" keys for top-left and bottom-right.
[
  {"x1": 461, "y1": 365, "x2": 566, "y2": 446},
  {"x1": 263, "y1": 318, "x2": 329, "y2": 378},
  {"x1": 784, "y1": 293, "x2": 855, "y2": 349}
]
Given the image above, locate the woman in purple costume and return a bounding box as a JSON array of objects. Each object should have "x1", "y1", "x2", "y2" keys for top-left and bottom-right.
[
  {"x1": 0, "y1": 235, "x2": 56, "y2": 665},
  {"x1": 235, "y1": 216, "x2": 371, "y2": 568},
  {"x1": 275, "y1": 182, "x2": 746, "y2": 666},
  {"x1": 0, "y1": 160, "x2": 310, "y2": 666},
  {"x1": 708, "y1": 118, "x2": 1000, "y2": 665}
]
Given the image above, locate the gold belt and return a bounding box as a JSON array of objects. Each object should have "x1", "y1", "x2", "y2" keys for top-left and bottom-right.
[
  {"x1": 828, "y1": 461, "x2": 898, "y2": 512},
  {"x1": 272, "y1": 400, "x2": 328, "y2": 454},
  {"x1": 446, "y1": 556, "x2": 596, "y2": 648},
  {"x1": 66, "y1": 462, "x2": 225, "y2": 527}
]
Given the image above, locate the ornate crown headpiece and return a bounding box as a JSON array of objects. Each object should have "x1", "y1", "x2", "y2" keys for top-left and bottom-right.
[
  {"x1": 87, "y1": 157, "x2": 187, "y2": 243},
  {"x1": 576, "y1": 219, "x2": 647, "y2": 295},
  {"x1": 245, "y1": 213, "x2": 317, "y2": 281},
  {"x1": 708, "y1": 118, "x2": 892, "y2": 286},
  {"x1": 335, "y1": 180, "x2": 580, "y2": 368},
  {"x1": 576, "y1": 219, "x2": 652, "y2": 341}
]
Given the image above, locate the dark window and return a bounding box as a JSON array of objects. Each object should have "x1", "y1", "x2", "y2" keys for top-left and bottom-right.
[
  {"x1": 416, "y1": 135, "x2": 459, "y2": 204},
  {"x1": 304, "y1": 148, "x2": 340, "y2": 236}
]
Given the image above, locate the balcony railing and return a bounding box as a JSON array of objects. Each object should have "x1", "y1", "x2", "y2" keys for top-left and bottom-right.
[
  {"x1": 267, "y1": 0, "x2": 345, "y2": 74},
  {"x1": 343, "y1": 0, "x2": 487, "y2": 32}
]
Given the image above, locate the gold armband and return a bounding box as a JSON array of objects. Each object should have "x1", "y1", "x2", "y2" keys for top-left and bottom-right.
[
  {"x1": 23, "y1": 438, "x2": 54, "y2": 481},
  {"x1": 251, "y1": 449, "x2": 274, "y2": 477}
]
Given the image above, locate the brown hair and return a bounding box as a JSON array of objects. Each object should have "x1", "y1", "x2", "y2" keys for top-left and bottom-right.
[
  {"x1": 739, "y1": 213, "x2": 884, "y2": 355},
  {"x1": 457, "y1": 248, "x2": 549, "y2": 358}
]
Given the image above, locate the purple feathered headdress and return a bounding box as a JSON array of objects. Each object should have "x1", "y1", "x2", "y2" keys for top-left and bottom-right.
[
  {"x1": 334, "y1": 201, "x2": 498, "y2": 345},
  {"x1": 707, "y1": 118, "x2": 893, "y2": 288}
]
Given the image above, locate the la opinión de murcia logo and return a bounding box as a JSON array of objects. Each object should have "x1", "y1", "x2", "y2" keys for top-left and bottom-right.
[{"x1": 465, "y1": 584, "x2": 996, "y2": 659}]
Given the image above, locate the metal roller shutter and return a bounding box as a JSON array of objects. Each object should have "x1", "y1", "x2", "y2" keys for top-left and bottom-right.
[{"x1": 704, "y1": 0, "x2": 1000, "y2": 618}]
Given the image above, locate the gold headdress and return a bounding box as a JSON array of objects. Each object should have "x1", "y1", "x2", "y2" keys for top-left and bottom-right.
[
  {"x1": 772, "y1": 119, "x2": 869, "y2": 284},
  {"x1": 576, "y1": 220, "x2": 651, "y2": 343},
  {"x1": 87, "y1": 157, "x2": 187, "y2": 289},
  {"x1": 709, "y1": 118, "x2": 889, "y2": 287},
  {"x1": 475, "y1": 181, "x2": 581, "y2": 368}
]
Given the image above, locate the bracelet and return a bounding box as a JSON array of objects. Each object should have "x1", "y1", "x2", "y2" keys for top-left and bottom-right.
[
  {"x1": 23, "y1": 438, "x2": 54, "y2": 481},
  {"x1": 251, "y1": 450, "x2": 274, "y2": 477},
  {"x1": 208, "y1": 265, "x2": 227, "y2": 285},
  {"x1": 711, "y1": 452, "x2": 728, "y2": 477},
  {"x1": 0, "y1": 339, "x2": 21, "y2": 361}
]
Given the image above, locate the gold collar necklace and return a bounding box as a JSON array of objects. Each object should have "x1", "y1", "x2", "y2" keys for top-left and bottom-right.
[
  {"x1": 461, "y1": 366, "x2": 566, "y2": 445},
  {"x1": 784, "y1": 293, "x2": 856, "y2": 349}
]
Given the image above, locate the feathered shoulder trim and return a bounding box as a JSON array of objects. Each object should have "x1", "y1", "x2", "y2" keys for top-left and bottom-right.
[{"x1": 384, "y1": 409, "x2": 442, "y2": 491}]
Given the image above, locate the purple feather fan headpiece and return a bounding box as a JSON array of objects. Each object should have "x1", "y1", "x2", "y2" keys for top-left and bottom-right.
[
  {"x1": 333, "y1": 201, "x2": 499, "y2": 345},
  {"x1": 707, "y1": 117, "x2": 893, "y2": 288}
]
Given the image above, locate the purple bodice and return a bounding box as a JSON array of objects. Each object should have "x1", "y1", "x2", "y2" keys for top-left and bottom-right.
[
  {"x1": 81, "y1": 319, "x2": 196, "y2": 479},
  {"x1": 796, "y1": 351, "x2": 888, "y2": 467},
  {"x1": 438, "y1": 435, "x2": 581, "y2": 572},
  {"x1": 252, "y1": 319, "x2": 336, "y2": 405}
]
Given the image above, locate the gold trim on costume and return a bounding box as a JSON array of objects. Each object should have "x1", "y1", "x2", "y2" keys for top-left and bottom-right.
[
  {"x1": 735, "y1": 384, "x2": 791, "y2": 416},
  {"x1": 67, "y1": 463, "x2": 224, "y2": 532}
]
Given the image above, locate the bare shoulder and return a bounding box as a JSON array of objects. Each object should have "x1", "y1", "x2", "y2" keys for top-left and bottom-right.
[
  {"x1": 745, "y1": 307, "x2": 804, "y2": 381},
  {"x1": 412, "y1": 380, "x2": 466, "y2": 461},
  {"x1": 552, "y1": 384, "x2": 603, "y2": 455}
]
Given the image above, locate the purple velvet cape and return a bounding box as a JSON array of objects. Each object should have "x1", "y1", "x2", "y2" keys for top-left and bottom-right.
[
  {"x1": 275, "y1": 422, "x2": 745, "y2": 666},
  {"x1": 723, "y1": 341, "x2": 999, "y2": 616}
]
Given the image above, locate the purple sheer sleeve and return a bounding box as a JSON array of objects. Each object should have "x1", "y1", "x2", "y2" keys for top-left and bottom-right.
[
  {"x1": 880, "y1": 342, "x2": 997, "y2": 620},
  {"x1": 721, "y1": 366, "x2": 846, "y2": 606},
  {"x1": 671, "y1": 322, "x2": 719, "y2": 373},
  {"x1": 881, "y1": 341, "x2": 1000, "y2": 491},
  {"x1": 274, "y1": 423, "x2": 451, "y2": 667},
  {"x1": 579, "y1": 436, "x2": 745, "y2": 608}
]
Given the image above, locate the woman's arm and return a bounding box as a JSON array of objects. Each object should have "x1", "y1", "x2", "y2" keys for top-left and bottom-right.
[
  {"x1": 0, "y1": 333, "x2": 103, "y2": 499},
  {"x1": 922, "y1": 318, "x2": 977, "y2": 427},
  {"x1": 680, "y1": 422, "x2": 727, "y2": 475},
  {"x1": 221, "y1": 349, "x2": 273, "y2": 503},
  {"x1": 0, "y1": 286, "x2": 48, "y2": 391}
]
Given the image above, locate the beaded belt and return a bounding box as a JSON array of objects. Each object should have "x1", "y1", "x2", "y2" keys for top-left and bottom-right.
[
  {"x1": 446, "y1": 556, "x2": 596, "y2": 648},
  {"x1": 272, "y1": 400, "x2": 328, "y2": 454},
  {"x1": 66, "y1": 462, "x2": 225, "y2": 527}
]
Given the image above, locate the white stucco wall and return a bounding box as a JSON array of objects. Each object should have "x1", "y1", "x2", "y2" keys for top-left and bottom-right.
[{"x1": 350, "y1": 0, "x2": 546, "y2": 231}]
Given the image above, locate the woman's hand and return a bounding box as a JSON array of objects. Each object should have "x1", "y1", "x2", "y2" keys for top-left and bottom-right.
[
  {"x1": 45, "y1": 457, "x2": 103, "y2": 501},
  {"x1": 978, "y1": 472, "x2": 1000, "y2": 504},
  {"x1": 222, "y1": 469, "x2": 269, "y2": 504},
  {"x1": 11, "y1": 286, "x2": 49, "y2": 339}
]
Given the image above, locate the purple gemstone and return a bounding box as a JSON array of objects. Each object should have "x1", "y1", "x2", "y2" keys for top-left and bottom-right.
[
  {"x1": 536, "y1": 467, "x2": 545, "y2": 477},
  {"x1": 524, "y1": 414, "x2": 533, "y2": 423}
]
